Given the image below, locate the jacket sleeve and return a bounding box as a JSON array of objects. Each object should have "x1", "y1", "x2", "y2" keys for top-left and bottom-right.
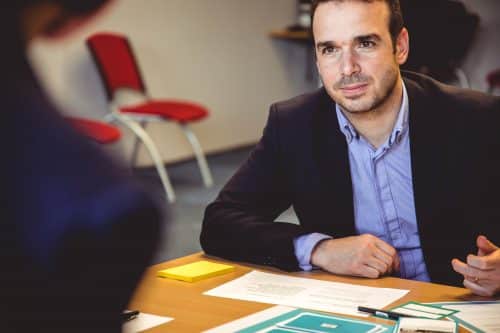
[{"x1": 200, "y1": 104, "x2": 309, "y2": 271}]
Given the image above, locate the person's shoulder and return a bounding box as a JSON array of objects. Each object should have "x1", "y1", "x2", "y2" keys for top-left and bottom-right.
[
  {"x1": 272, "y1": 88, "x2": 329, "y2": 113},
  {"x1": 403, "y1": 70, "x2": 500, "y2": 113},
  {"x1": 267, "y1": 88, "x2": 333, "y2": 129}
]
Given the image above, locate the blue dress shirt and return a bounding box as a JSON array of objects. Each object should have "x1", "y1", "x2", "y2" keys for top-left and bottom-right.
[{"x1": 293, "y1": 83, "x2": 431, "y2": 281}]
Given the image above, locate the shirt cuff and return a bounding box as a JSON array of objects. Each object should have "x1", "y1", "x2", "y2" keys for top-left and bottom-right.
[{"x1": 293, "y1": 233, "x2": 332, "y2": 271}]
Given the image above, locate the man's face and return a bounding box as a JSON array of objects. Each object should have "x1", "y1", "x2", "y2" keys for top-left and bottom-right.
[{"x1": 313, "y1": 1, "x2": 408, "y2": 114}]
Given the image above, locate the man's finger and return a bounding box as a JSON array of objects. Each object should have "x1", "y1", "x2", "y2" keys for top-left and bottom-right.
[
  {"x1": 463, "y1": 279, "x2": 496, "y2": 297},
  {"x1": 374, "y1": 238, "x2": 397, "y2": 259},
  {"x1": 452, "y1": 258, "x2": 493, "y2": 281},
  {"x1": 392, "y1": 254, "x2": 401, "y2": 273},
  {"x1": 452, "y1": 258, "x2": 468, "y2": 277},
  {"x1": 477, "y1": 235, "x2": 498, "y2": 256},
  {"x1": 373, "y1": 247, "x2": 395, "y2": 270},
  {"x1": 359, "y1": 264, "x2": 380, "y2": 279},
  {"x1": 467, "y1": 254, "x2": 495, "y2": 271},
  {"x1": 365, "y1": 256, "x2": 390, "y2": 275}
]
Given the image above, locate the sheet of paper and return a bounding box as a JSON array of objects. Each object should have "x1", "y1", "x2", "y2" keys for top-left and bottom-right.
[
  {"x1": 436, "y1": 302, "x2": 500, "y2": 333},
  {"x1": 203, "y1": 305, "x2": 295, "y2": 333},
  {"x1": 391, "y1": 302, "x2": 457, "y2": 319},
  {"x1": 204, "y1": 270, "x2": 409, "y2": 317},
  {"x1": 396, "y1": 318, "x2": 456, "y2": 333},
  {"x1": 122, "y1": 312, "x2": 173, "y2": 333},
  {"x1": 203, "y1": 305, "x2": 392, "y2": 333}
]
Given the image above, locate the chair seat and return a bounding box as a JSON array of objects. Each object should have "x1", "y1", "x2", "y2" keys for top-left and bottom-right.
[
  {"x1": 120, "y1": 100, "x2": 209, "y2": 122},
  {"x1": 487, "y1": 69, "x2": 500, "y2": 88},
  {"x1": 66, "y1": 117, "x2": 121, "y2": 144}
]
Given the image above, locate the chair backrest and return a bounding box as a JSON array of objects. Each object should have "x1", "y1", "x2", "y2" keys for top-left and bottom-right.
[
  {"x1": 486, "y1": 69, "x2": 500, "y2": 94},
  {"x1": 86, "y1": 32, "x2": 146, "y2": 100}
]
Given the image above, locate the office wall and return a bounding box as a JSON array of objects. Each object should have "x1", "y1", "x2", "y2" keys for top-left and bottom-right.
[
  {"x1": 29, "y1": 0, "x2": 499, "y2": 167},
  {"x1": 29, "y1": 0, "x2": 317, "y2": 166},
  {"x1": 461, "y1": 0, "x2": 500, "y2": 92}
]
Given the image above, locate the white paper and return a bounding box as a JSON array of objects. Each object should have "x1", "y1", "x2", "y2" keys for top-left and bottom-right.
[
  {"x1": 443, "y1": 302, "x2": 500, "y2": 332},
  {"x1": 391, "y1": 307, "x2": 442, "y2": 319},
  {"x1": 402, "y1": 303, "x2": 455, "y2": 315},
  {"x1": 203, "y1": 305, "x2": 295, "y2": 333},
  {"x1": 204, "y1": 270, "x2": 409, "y2": 317},
  {"x1": 396, "y1": 318, "x2": 456, "y2": 332},
  {"x1": 204, "y1": 306, "x2": 390, "y2": 333},
  {"x1": 122, "y1": 312, "x2": 173, "y2": 333}
]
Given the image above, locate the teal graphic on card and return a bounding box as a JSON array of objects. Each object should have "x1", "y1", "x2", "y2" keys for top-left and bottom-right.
[
  {"x1": 237, "y1": 308, "x2": 392, "y2": 333},
  {"x1": 284, "y1": 313, "x2": 379, "y2": 332}
]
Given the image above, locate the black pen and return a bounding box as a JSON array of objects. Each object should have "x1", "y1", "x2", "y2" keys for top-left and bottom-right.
[
  {"x1": 357, "y1": 306, "x2": 416, "y2": 320},
  {"x1": 122, "y1": 310, "x2": 140, "y2": 322}
]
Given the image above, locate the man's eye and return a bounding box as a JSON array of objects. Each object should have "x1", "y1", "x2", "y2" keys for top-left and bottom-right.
[
  {"x1": 359, "y1": 41, "x2": 375, "y2": 48},
  {"x1": 322, "y1": 46, "x2": 338, "y2": 55}
]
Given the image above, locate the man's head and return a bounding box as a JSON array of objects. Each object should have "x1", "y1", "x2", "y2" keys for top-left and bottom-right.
[
  {"x1": 311, "y1": 0, "x2": 404, "y2": 50},
  {"x1": 312, "y1": 0, "x2": 409, "y2": 114}
]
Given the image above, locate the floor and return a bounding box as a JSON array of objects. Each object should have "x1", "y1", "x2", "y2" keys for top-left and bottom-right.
[
  {"x1": 134, "y1": 145, "x2": 299, "y2": 264},
  {"x1": 134, "y1": 146, "x2": 253, "y2": 264}
]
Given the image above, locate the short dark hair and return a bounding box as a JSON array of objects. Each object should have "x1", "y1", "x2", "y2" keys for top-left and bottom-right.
[{"x1": 310, "y1": 0, "x2": 404, "y2": 48}]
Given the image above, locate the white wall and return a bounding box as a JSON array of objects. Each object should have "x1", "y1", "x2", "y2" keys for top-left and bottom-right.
[
  {"x1": 28, "y1": 0, "x2": 500, "y2": 168},
  {"x1": 461, "y1": 0, "x2": 500, "y2": 92},
  {"x1": 29, "y1": 0, "x2": 318, "y2": 166}
]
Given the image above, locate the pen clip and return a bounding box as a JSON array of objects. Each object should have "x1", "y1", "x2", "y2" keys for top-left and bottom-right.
[
  {"x1": 374, "y1": 311, "x2": 390, "y2": 319},
  {"x1": 122, "y1": 310, "x2": 140, "y2": 322}
]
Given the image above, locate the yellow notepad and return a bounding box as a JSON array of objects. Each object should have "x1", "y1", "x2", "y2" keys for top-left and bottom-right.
[{"x1": 157, "y1": 260, "x2": 234, "y2": 282}]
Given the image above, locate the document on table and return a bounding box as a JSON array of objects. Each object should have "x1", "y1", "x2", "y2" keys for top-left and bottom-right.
[
  {"x1": 204, "y1": 270, "x2": 409, "y2": 317},
  {"x1": 427, "y1": 301, "x2": 500, "y2": 333},
  {"x1": 122, "y1": 312, "x2": 173, "y2": 333},
  {"x1": 203, "y1": 305, "x2": 393, "y2": 333}
]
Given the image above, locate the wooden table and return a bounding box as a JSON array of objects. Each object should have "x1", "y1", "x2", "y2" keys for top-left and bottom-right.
[{"x1": 129, "y1": 252, "x2": 494, "y2": 332}]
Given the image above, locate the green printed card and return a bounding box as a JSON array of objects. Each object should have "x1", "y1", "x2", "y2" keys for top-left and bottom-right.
[
  {"x1": 389, "y1": 301, "x2": 458, "y2": 320},
  {"x1": 236, "y1": 308, "x2": 393, "y2": 333}
]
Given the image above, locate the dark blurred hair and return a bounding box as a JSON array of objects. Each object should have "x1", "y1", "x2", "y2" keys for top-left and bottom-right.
[
  {"x1": 8, "y1": 0, "x2": 109, "y2": 15},
  {"x1": 0, "y1": 0, "x2": 110, "y2": 57},
  {"x1": 310, "y1": 0, "x2": 404, "y2": 48}
]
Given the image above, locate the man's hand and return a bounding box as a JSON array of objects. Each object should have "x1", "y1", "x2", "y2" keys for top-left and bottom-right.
[
  {"x1": 311, "y1": 234, "x2": 400, "y2": 278},
  {"x1": 451, "y1": 235, "x2": 500, "y2": 297}
]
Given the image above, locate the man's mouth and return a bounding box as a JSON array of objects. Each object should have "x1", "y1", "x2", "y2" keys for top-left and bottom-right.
[{"x1": 339, "y1": 83, "x2": 368, "y2": 97}]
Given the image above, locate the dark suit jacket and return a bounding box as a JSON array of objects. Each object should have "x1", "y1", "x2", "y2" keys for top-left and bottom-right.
[
  {"x1": 201, "y1": 71, "x2": 500, "y2": 287},
  {"x1": 1, "y1": 53, "x2": 162, "y2": 331}
]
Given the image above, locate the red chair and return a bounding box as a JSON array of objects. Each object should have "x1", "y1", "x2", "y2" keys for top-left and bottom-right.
[
  {"x1": 486, "y1": 68, "x2": 500, "y2": 94},
  {"x1": 86, "y1": 32, "x2": 214, "y2": 203},
  {"x1": 66, "y1": 117, "x2": 121, "y2": 144},
  {"x1": 71, "y1": 115, "x2": 174, "y2": 202}
]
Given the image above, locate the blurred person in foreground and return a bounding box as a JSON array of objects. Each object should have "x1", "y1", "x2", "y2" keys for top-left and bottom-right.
[
  {"x1": 1, "y1": 1, "x2": 162, "y2": 331},
  {"x1": 201, "y1": 0, "x2": 500, "y2": 297}
]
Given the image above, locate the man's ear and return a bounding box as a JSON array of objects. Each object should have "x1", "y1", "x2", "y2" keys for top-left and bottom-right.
[{"x1": 395, "y1": 27, "x2": 409, "y2": 65}]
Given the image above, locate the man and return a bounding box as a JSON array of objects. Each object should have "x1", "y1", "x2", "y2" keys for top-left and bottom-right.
[
  {"x1": 201, "y1": 0, "x2": 500, "y2": 297},
  {"x1": 1, "y1": 1, "x2": 162, "y2": 331}
]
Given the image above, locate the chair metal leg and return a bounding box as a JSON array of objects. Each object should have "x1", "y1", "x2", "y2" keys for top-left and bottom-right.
[
  {"x1": 180, "y1": 123, "x2": 214, "y2": 187},
  {"x1": 113, "y1": 113, "x2": 176, "y2": 203},
  {"x1": 103, "y1": 113, "x2": 115, "y2": 123},
  {"x1": 130, "y1": 121, "x2": 147, "y2": 166},
  {"x1": 455, "y1": 67, "x2": 470, "y2": 89}
]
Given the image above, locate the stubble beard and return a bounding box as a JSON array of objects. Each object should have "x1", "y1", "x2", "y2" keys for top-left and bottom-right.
[{"x1": 334, "y1": 66, "x2": 399, "y2": 115}]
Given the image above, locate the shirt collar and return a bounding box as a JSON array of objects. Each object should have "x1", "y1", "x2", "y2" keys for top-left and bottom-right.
[{"x1": 335, "y1": 81, "x2": 409, "y2": 146}]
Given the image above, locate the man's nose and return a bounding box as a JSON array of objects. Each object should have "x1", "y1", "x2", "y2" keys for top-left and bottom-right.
[{"x1": 340, "y1": 49, "x2": 361, "y2": 76}]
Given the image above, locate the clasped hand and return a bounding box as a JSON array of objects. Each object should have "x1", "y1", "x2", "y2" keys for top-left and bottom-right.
[
  {"x1": 452, "y1": 235, "x2": 500, "y2": 297},
  {"x1": 311, "y1": 234, "x2": 400, "y2": 278}
]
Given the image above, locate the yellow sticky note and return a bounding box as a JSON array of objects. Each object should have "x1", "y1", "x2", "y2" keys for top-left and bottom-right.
[{"x1": 157, "y1": 260, "x2": 234, "y2": 282}]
